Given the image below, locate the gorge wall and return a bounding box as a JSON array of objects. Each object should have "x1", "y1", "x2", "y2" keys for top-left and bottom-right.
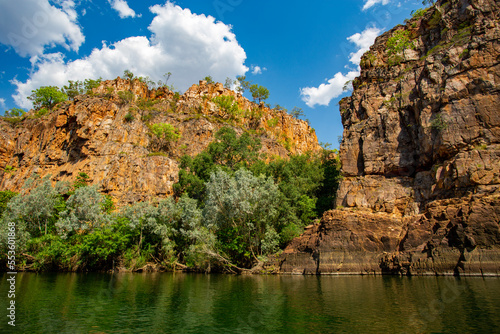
[
  {"x1": 0, "y1": 79, "x2": 319, "y2": 206},
  {"x1": 280, "y1": 0, "x2": 500, "y2": 275}
]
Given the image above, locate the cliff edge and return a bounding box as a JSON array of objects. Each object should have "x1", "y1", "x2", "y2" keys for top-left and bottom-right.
[
  {"x1": 280, "y1": 0, "x2": 500, "y2": 275},
  {"x1": 0, "y1": 79, "x2": 320, "y2": 206}
]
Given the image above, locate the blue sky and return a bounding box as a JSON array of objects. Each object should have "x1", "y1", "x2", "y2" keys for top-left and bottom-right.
[{"x1": 0, "y1": 0, "x2": 425, "y2": 148}]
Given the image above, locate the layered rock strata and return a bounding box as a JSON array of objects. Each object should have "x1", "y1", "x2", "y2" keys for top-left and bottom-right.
[
  {"x1": 280, "y1": 0, "x2": 500, "y2": 275},
  {"x1": 0, "y1": 78, "x2": 319, "y2": 205}
]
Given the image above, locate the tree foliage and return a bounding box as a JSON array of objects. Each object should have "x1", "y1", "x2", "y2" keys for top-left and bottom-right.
[
  {"x1": 28, "y1": 86, "x2": 68, "y2": 110},
  {"x1": 56, "y1": 185, "x2": 110, "y2": 238},
  {"x1": 174, "y1": 127, "x2": 261, "y2": 200},
  {"x1": 386, "y1": 30, "x2": 415, "y2": 64},
  {"x1": 203, "y1": 168, "x2": 280, "y2": 266},
  {"x1": 235, "y1": 76, "x2": 269, "y2": 103},
  {"x1": 249, "y1": 84, "x2": 269, "y2": 103},
  {"x1": 3, "y1": 108, "x2": 25, "y2": 117},
  {"x1": 149, "y1": 123, "x2": 181, "y2": 152},
  {"x1": 0, "y1": 124, "x2": 341, "y2": 273},
  {"x1": 62, "y1": 78, "x2": 102, "y2": 100}
]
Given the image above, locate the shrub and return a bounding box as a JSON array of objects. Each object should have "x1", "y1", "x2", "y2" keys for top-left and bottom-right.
[
  {"x1": 35, "y1": 108, "x2": 50, "y2": 118},
  {"x1": 267, "y1": 117, "x2": 279, "y2": 128},
  {"x1": 124, "y1": 112, "x2": 134, "y2": 122},
  {"x1": 0, "y1": 190, "x2": 17, "y2": 217},
  {"x1": 3, "y1": 108, "x2": 25, "y2": 117},
  {"x1": 387, "y1": 30, "x2": 414, "y2": 65},
  {"x1": 430, "y1": 113, "x2": 448, "y2": 131},
  {"x1": 148, "y1": 123, "x2": 181, "y2": 152},
  {"x1": 56, "y1": 185, "x2": 110, "y2": 238},
  {"x1": 150, "y1": 123, "x2": 181, "y2": 141},
  {"x1": 212, "y1": 95, "x2": 241, "y2": 118},
  {"x1": 411, "y1": 8, "x2": 428, "y2": 19},
  {"x1": 117, "y1": 90, "x2": 134, "y2": 103},
  {"x1": 0, "y1": 176, "x2": 65, "y2": 253},
  {"x1": 203, "y1": 168, "x2": 280, "y2": 266}
]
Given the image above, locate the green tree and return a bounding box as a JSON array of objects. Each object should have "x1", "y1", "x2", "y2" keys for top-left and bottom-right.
[
  {"x1": 249, "y1": 84, "x2": 269, "y2": 103},
  {"x1": 119, "y1": 200, "x2": 176, "y2": 260},
  {"x1": 124, "y1": 69, "x2": 134, "y2": 80},
  {"x1": 62, "y1": 80, "x2": 84, "y2": 100},
  {"x1": 203, "y1": 168, "x2": 280, "y2": 267},
  {"x1": 174, "y1": 127, "x2": 261, "y2": 200},
  {"x1": 62, "y1": 78, "x2": 102, "y2": 99},
  {"x1": 83, "y1": 78, "x2": 102, "y2": 94},
  {"x1": 149, "y1": 123, "x2": 181, "y2": 152},
  {"x1": 28, "y1": 86, "x2": 68, "y2": 110},
  {"x1": 2, "y1": 176, "x2": 64, "y2": 239},
  {"x1": 290, "y1": 107, "x2": 304, "y2": 119},
  {"x1": 204, "y1": 76, "x2": 214, "y2": 84},
  {"x1": 236, "y1": 75, "x2": 250, "y2": 93},
  {"x1": 224, "y1": 77, "x2": 234, "y2": 89},
  {"x1": 4, "y1": 108, "x2": 25, "y2": 117},
  {"x1": 56, "y1": 185, "x2": 110, "y2": 238}
]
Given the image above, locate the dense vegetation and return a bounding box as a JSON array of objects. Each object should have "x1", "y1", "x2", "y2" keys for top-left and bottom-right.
[
  {"x1": 0, "y1": 68, "x2": 339, "y2": 272},
  {"x1": 0, "y1": 127, "x2": 340, "y2": 273}
]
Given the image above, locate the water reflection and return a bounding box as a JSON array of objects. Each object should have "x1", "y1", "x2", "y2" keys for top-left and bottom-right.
[{"x1": 0, "y1": 273, "x2": 499, "y2": 333}]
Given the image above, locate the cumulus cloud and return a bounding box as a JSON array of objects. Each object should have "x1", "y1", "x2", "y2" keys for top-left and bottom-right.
[
  {"x1": 0, "y1": 98, "x2": 6, "y2": 111},
  {"x1": 347, "y1": 26, "x2": 383, "y2": 65},
  {"x1": 300, "y1": 26, "x2": 382, "y2": 108},
  {"x1": 0, "y1": 0, "x2": 84, "y2": 57},
  {"x1": 251, "y1": 66, "x2": 266, "y2": 75},
  {"x1": 12, "y1": 2, "x2": 248, "y2": 109},
  {"x1": 108, "y1": 0, "x2": 137, "y2": 19},
  {"x1": 362, "y1": 0, "x2": 390, "y2": 11},
  {"x1": 300, "y1": 71, "x2": 359, "y2": 108}
]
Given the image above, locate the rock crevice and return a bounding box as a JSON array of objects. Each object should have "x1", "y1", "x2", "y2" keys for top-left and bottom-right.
[{"x1": 280, "y1": 0, "x2": 500, "y2": 275}]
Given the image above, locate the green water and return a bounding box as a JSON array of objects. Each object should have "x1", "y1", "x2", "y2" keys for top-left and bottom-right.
[{"x1": 0, "y1": 273, "x2": 499, "y2": 333}]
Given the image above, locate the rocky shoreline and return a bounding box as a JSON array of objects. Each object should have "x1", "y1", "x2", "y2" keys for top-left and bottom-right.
[{"x1": 278, "y1": 0, "x2": 500, "y2": 276}]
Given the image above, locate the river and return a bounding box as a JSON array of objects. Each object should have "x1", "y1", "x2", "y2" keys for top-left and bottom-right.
[{"x1": 1, "y1": 272, "x2": 499, "y2": 333}]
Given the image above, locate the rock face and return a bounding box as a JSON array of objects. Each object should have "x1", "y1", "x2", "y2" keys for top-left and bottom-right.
[
  {"x1": 280, "y1": 0, "x2": 500, "y2": 275},
  {"x1": 0, "y1": 78, "x2": 320, "y2": 205}
]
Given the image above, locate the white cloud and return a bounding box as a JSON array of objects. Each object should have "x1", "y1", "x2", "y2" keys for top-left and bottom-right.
[
  {"x1": 347, "y1": 26, "x2": 382, "y2": 65},
  {"x1": 0, "y1": 98, "x2": 6, "y2": 111},
  {"x1": 362, "y1": 0, "x2": 390, "y2": 11},
  {"x1": 251, "y1": 65, "x2": 266, "y2": 75},
  {"x1": 300, "y1": 71, "x2": 359, "y2": 108},
  {"x1": 108, "y1": 0, "x2": 136, "y2": 19},
  {"x1": 12, "y1": 2, "x2": 248, "y2": 109},
  {"x1": 0, "y1": 0, "x2": 84, "y2": 57},
  {"x1": 300, "y1": 26, "x2": 382, "y2": 108}
]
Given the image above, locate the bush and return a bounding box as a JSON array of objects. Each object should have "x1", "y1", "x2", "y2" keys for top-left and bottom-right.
[
  {"x1": 0, "y1": 190, "x2": 17, "y2": 217},
  {"x1": 150, "y1": 123, "x2": 181, "y2": 141},
  {"x1": 28, "y1": 86, "x2": 68, "y2": 110},
  {"x1": 118, "y1": 91, "x2": 134, "y2": 103},
  {"x1": 430, "y1": 113, "x2": 448, "y2": 131},
  {"x1": 203, "y1": 168, "x2": 280, "y2": 267},
  {"x1": 212, "y1": 95, "x2": 241, "y2": 119},
  {"x1": 56, "y1": 185, "x2": 110, "y2": 238},
  {"x1": 267, "y1": 117, "x2": 279, "y2": 128},
  {"x1": 124, "y1": 112, "x2": 134, "y2": 122},
  {"x1": 148, "y1": 123, "x2": 181, "y2": 152}
]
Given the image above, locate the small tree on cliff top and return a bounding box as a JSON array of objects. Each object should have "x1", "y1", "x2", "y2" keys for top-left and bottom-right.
[{"x1": 28, "y1": 86, "x2": 68, "y2": 110}]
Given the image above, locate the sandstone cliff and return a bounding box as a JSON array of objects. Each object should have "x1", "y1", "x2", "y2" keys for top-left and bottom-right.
[
  {"x1": 280, "y1": 0, "x2": 500, "y2": 275},
  {"x1": 0, "y1": 79, "x2": 319, "y2": 205}
]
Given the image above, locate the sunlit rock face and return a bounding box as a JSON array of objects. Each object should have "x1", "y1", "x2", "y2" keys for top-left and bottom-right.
[
  {"x1": 280, "y1": 0, "x2": 500, "y2": 276},
  {"x1": 0, "y1": 78, "x2": 320, "y2": 206}
]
